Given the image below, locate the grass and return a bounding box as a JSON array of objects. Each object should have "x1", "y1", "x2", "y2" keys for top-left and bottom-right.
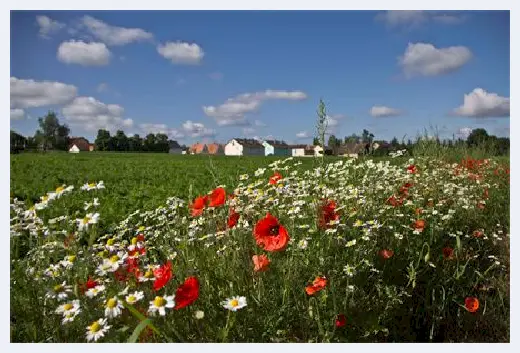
[{"x1": 10, "y1": 151, "x2": 510, "y2": 343}]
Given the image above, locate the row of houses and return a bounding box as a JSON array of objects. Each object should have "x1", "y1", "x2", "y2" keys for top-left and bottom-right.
[{"x1": 184, "y1": 139, "x2": 326, "y2": 157}]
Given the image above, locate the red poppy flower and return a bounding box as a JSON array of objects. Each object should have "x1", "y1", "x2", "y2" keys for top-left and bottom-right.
[
  {"x1": 477, "y1": 201, "x2": 486, "y2": 210},
  {"x1": 465, "y1": 297, "x2": 479, "y2": 313},
  {"x1": 253, "y1": 213, "x2": 290, "y2": 252},
  {"x1": 413, "y1": 219, "x2": 426, "y2": 232},
  {"x1": 227, "y1": 209, "x2": 240, "y2": 229},
  {"x1": 252, "y1": 254, "x2": 270, "y2": 272},
  {"x1": 318, "y1": 199, "x2": 340, "y2": 229},
  {"x1": 335, "y1": 314, "x2": 347, "y2": 328},
  {"x1": 379, "y1": 249, "x2": 394, "y2": 259},
  {"x1": 208, "y1": 187, "x2": 226, "y2": 207},
  {"x1": 482, "y1": 188, "x2": 489, "y2": 199},
  {"x1": 305, "y1": 276, "x2": 328, "y2": 296},
  {"x1": 473, "y1": 230, "x2": 483, "y2": 238},
  {"x1": 415, "y1": 208, "x2": 423, "y2": 215},
  {"x1": 86, "y1": 276, "x2": 98, "y2": 289},
  {"x1": 136, "y1": 233, "x2": 145, "y2": 242},
  {"x1": 269, "y1": 171, "x2": 283, "y2": 185},
  {"x1": 190, "y1": 195, "x2": 208, "y2": 217},
  {"x1": 407, "y1": 165, "x2": 417, "y2": 174},
  {"x1": 153, "y1": 261, "x2": 173, "y2": 291},
  {"x1": 387, "y1": 195, "x2": 403, "y2": 207},
  {"x1": 442, "y1": 247, "x2": 454, "y2": 260},
  {"x1": 114, "y1": 268, "x2": 128, "y2": 282},
  {"x1": 175, "y1": 277, "x2": 200, "y2": 309}
]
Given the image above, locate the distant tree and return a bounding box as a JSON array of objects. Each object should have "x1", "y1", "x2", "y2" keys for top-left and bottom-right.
[
  {"x1": 144, "y1": 133, "x2": 157, "y2": 152},
  {"x1": 327, "y1": 134, "x2": 338, "y2": 149},
  {"x1": 312, "y1": 137, "x2": 320, "y2": 146},
  {"x1": 95, "y1": 129, "x2": 111, "y2": 151},
  {"x1": 155, "y1": 133, "x2": 169, "y2": 153},
  {"x1": 114, "y1": 130, "x2": 129, "y2": 152},
  {"x1": 37, "y1": 111, "x2": 70, "y2": 151},
  {"x1": 390, "y1": 137, "x2": 399, "y2": 147},
  {"x1": 129, "y1": 134, "x2": 143, "y2": 152},
  {"x1": 466, "y1": 128, "x2": 489, "y2": 147},
  {"x1": 10, "y1": 130, "x2": 27, "y2": 153},
  {"x1": 344, "y1": 134, "x2": 360, "y2": 144}
]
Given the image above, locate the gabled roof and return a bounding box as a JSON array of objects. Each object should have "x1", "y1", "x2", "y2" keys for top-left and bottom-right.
[
  {"x1": 288, "y1": 144, "x2": 308, "y2": 149},
  {"x1": 265, "y1": 140, "x2": 289, "y2": 148},
  {"x1": 190, "y1": 143, "x2": 205, "y2": 154},
  {"x1": 169, "y1": 140, "x2": 181, "y2": 149},
  {"x1": 69, "y1": 137, "x2": 90, "y2": 151},
  {"x1": 234, "y1": 138, "x2": 263, "y2": 148}
]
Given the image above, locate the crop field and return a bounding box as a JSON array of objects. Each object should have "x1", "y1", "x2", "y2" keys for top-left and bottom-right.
[{"x1": 10, "y1": 152, "x2": 510, "y2": 343}]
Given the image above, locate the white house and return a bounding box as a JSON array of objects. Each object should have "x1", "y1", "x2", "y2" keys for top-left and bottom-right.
[
  {"x1": 314, "y1": 145, "x2": 324, "y2": 156},
  {"x1": 69, "y1": 144, "x2": 80, "y2": 153},
  {"x1": 225, "y1": 138, "x2": 264, "y2": 156},
  {"x1": 290, "y1": 144, "x2": 307, "y2": 157},
  {"x1": 262, "y1": 140, "x2": 291, "y2": 156}
]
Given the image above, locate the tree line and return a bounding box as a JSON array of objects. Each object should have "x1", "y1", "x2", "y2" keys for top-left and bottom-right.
[{"x1": 10, "y1": 111, "x2": 185, "y2": 153}]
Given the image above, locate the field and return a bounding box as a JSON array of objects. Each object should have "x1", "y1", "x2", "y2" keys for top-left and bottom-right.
[{"x1": 10, "y1": 152, "x2": 510, "y2": 343}]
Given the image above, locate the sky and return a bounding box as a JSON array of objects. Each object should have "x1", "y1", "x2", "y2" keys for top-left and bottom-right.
[{"x1": 10, "y1": 10, "x2": 510, "y2": 145}]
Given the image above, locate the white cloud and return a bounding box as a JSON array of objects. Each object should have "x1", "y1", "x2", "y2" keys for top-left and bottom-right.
[
  {"x1": 376, "y1": 11, "x2": 465, "y2": 27},
  {"x1": 80, "y1": 16, "x2": 154, "y2": 46},
  {"x1": 209, "y1": 72, "x2": 224, "y2": 80},
  {"x1": 182, "y1": 120, "x2": 216, "y2": 137},
  {"x1": 157, "y1": 41, "x2": 204, "y2": 65},
  {"x1": 203, "y1": 90, "x2": 307, "y2": 126},
  {"x1": 10, "y1": 109, "x2": 25, "y2": 120},
  {"x1": 456, "y1": 127, "x2": 473, "y2": 139},
  {"x1": 296, "y1": 131, "x2": 309, "y2": 139},
  {"x1": 452, "y1": 88, "x2": 510, "y2": 117},
  {"x1": 62, "y1": 96, "x2": 133, "y2": 132},
  {"x1": 370, "y1": 105, "x2": 403, "y2": 117},
  {"x1": 36, "y1": 15, "x2": 65, "y2": 38},
  {"x1": 57, "y1": 40, "x2": 111, "y2": 66},
  {"x1": 242, "y1": 127, "x2": 256, "y2": 135},
  {"x1": 10, "y1": 77, "x2": 77, "y2": 109},
  {"x1": 399, "y1": 42, "x2": 472, "y2": 78},
  {"x1": 254, "y1": 120, "x2": 266, "y2": 127}
]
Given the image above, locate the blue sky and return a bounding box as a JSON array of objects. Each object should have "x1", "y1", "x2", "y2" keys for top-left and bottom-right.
[{"x1": 10, "y1": 10, "x2": 510, "y2": 145}]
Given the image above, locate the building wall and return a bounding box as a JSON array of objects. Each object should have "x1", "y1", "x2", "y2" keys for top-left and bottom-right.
[
  {"x1": 69, "y1": 145, "x2": 80, "y2": 153},
  {"x1": 263, "y1": 142, "x2": 274, "y2": 156},
  {"x1": 274, "y1": 148, "x2": 291, "y2": 156},
  {"x1": 169, "y1": 148, "x2": 182, "y2": 154},
  {"x1": 225, "y1": 140, "x2": 243, "y2": 156},
  {"x1": 244, "y1": 146, "x2": 264, "y2": 156},
  {"x1": 292, "y1": 148, "x2": 305, "y2": 157}
]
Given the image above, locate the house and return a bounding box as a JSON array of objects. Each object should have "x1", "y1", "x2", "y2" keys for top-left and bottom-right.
[
  {"x1": 290, "y1": 144, "x2": 307, "y2": 157},
  {"x1": 225, "y1": 138, "x2": 264, "y2": 156},
  {"x1": 189, "y1": 143, "x2": 205, "y2": 154},
  {"x1": 10, "y1": 130, "x2": 27, "y2": 154},
  {"x1": 68, "y1": 137, "x2": 92, "y2": 153},
  {"x1": 313, "y1": 145, "x2": 324, "y2": 156},
  {"x1": 263, "y1": 140, "x2": 291, "y2": 156},
  {"x1": 168, "y1": 140, "x2": 182, "y2": 154},
  {"x1": 336, "y1": 142, "x2": 366, "y2": 158},
  {"x1": 206, "y1": 143, "x2": 225, "y2": 155}
]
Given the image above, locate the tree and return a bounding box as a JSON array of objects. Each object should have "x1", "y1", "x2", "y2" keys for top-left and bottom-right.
[
  {"x1": 361, "y1": 129, "x2": 374, "y2": 144},
  {"x1": 390, "y1": 137, "x2": 399, "y2": 147},
  {"x1": 37, "y1": 111, "x2": 70, "y2": 151},
  {"x1": 95, "y1": 129, "x2": 111, "y2": 151},
  {"x1": 114, "y1": 130, "x2": 129, "y2": 152},
  {"x1": 312, "y1": 137, "x2": 320, "y2": 146},
  {"x1": 155, "y1": 133, "x2": 169, "y2": 153},
  {"x1": 143, "y1": 133, "x2": 157, "y2": 152},
  {"x1": 344, "y1": 134, "x2": 360, "y2": 144},
  {"x1": 129, "y1": 134, "x2": 143, "y2": 152},
  {"x1": 328, "y1": 134, "x2": 338, "y2": 149},
  {"x1": 466, "y1": 128, "x2": 489, "y2": 147}
]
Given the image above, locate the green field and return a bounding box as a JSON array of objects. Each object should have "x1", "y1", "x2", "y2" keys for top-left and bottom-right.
[{"x1": 10, "y1": 152, "x2": 510, "y2": 343}]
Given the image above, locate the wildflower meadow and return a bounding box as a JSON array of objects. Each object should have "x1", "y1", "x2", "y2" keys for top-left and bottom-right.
[{"x1": 10, "y1": 146, "x2": 510, "y2": 342}]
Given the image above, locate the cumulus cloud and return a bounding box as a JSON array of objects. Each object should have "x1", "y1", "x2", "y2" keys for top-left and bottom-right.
[
  {"x1": 80, "y1": 16, "x2": 154, "y2": 46},
  {"x1": 62, "y1": 96, "x2": 133, "y2": 132},
  {"x1": 182, "y1": 120, "x2": 216, "y2": 137},
  {"x1": 10, "y1": 109, "x2": 25, "y2": 120},
  {"x1": 157, "y1": 41, "x2": 204, "y2": 65},
  {"x1": 254, "y1": 120, "x2": 266, "y2": 127},
  {"x1": 57, "y1": 40, "x2": 111, "y2": 66},
  {"x1": 452, "y1": 88, "x2": 510, "y2": 117},
  {"x1": 399, "y1": 42, "x2": 472, "y2": 78},
  {"x1": 296, "y1": 131, "x2": 309, "y2": 139},
  {"x1": 10, "y1": 77, "x2": 77, "y2": 109},
  {"x1": 203, "y1": 90, "x2": 307, "y2": 126},
  {"x1": 456, "y1": 127, "x2": 473, "y2": 139},
  {"x1": 369, "y1": 105, "x2": 403, "y2": 117},
  {"x1": 36, "y1": 15, "x2": 65, "y2": 38},
  {"x1": 376, "y1": 11, "x2": 466, "y2": 27}
]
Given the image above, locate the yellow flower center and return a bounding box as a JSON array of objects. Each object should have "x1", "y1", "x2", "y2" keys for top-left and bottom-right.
[
  {"x1": 98, "y1": 251, "x2": 107, "y2": 258},
  {"x1": 106, "y1": 298, "x2": 117, "y2": 308},
  {"x1": 89, "y1": 321, "x2": 101, "y2": 333},
  {"x1": 138, "y1": 226, "x2": 145, "y2": 231},
  {"x1": 63, "y1": 303, "x2": 73, "y2": 311},
  {"x1": 153, "y1": 296, "x2": 166, "y2": 307},
  {"x1": 42, "y1": 195, "x2": 49, "y2": 202},
  {"x1": 144, "y1": 270, "x2": 154, "y2": 278},
  {"x1": 131, "y1": 237, "x2": 138, "y2": 245},
  {"x1": 29, "y1": 206, "x2": 35, "y2": 211},
  {"x1": 88, "y1": 183, "x2": 96, "y2": 188},
  {"x1": 82, "y1": 217, "x2": 90, "y2": 225},
  {"x1": 127, "y1": 295, "x2": 136, "y2": 303},
  {"x1": 107, "y1": 238, "x2": 115, "y2": 246},
  {"x1": 56, "y1": 186, "x2": 65, "y2": 193},
  {"x1": 54, "y1": 284, "x2": 63, "y2": 292},
  {"x1": 67, "y1": 255, "x2": 76, "y2": 262},
  {"x1": 230, "y1": 299, "x2": 239, "y2": 307},
  {"x1": 110, "y1": 255, "x2": 120, "y2": 263}
]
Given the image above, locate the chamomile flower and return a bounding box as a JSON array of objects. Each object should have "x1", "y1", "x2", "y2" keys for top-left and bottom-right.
[
  {"x1": 221, "y1": 296, "x2": 247, "y2": 311},
  {"x1": 55, "y1": 299, "x2": 81, "y2": 316},
  {"x1": 86, "y1": 318, "x2": 111, "y2": 342},
  {"x1": 46, "y1": 281, "x2": 73, "y2": 300},
  {"x1": 85, "y1": 285, "x2": 106, "y2": 298},
  {"x1": 125, "y1": 291, "x2": 144, "y2": 305},
  {"x1": 60, "y1": 255, "x2": 76, "y2": 269},
  {"x1": 76, "y1": 213, "x2": 100, "y2": 232},
  {"x1": 297, "y1": 239, "x2": 308, "y2": 250},
  {"x1": 194, "y1": 310, "x2": 205, "y2": 320},
  {"x1": 104, "y1": 297, "x2": 124, "y2": 319},
  {"x1": 148, "y1": 295, "x2": 175, "y2": 316},
  {"x1": 62, "y1": 310, "x2": 81, "y2": 324}
]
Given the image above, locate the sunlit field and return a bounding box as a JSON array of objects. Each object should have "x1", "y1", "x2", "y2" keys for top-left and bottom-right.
[{"x1": 10, "y1": 152, "x2": 510, "y2": 342}]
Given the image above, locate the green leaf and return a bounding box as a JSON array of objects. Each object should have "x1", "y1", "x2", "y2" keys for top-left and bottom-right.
[{"x1": 128, "y1": 318, "x2": 151, "y2": 343}]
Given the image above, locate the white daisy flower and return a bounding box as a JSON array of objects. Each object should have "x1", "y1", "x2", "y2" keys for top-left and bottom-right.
[
  {"x1": 62, "y1": 309, "x2": 81, "y2": 324},
  {"x1": 148, "y1": 295, "x2": 175, "y2": 316},
  {"x1": 221, "y1": 296, "x2": 247, "y2": 311},
  {"x1": 55, "y1": 299, "x2": 81, "y2": 315},
  {"x1": 125, "y1": 291, "x2": 144, "y2": 305},
  {"x1": 76, "y1": 213, "x2": 100, "y2": 232},
  {"x1": 194, "y1": 310, "x2": 205, "y2": 320},
  {"x1": 46, "y1": 281, "x2": 72, "y2": 301},
  {"x1": 86, "y1": 318, "x2": 111, "y2": 342},
  {"x1": 104, "y1": 297, "x2": 124, "y2": 319},
  {"x1": 297, "y1": 239, "x2": 308, "y2": 250},
  {"x1": 85, "y1": 285, "x2": 106, "y2": 299},
  {"x1": 59, "y1": 255, "x2": 76, "y2": 269}
]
